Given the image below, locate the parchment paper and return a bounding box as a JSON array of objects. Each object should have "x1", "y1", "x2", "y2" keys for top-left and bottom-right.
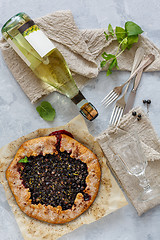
[{"x1": 0, "y1": 115, "x2": 127, "y2": 240}]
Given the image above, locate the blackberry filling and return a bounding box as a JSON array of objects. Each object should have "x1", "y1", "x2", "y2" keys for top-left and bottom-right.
[{"x1": 18, "y1": 151, "x2": 90, "y2": 210}]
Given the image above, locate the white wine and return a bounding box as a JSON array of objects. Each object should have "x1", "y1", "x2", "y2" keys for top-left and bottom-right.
[{"x1": 1, "y1": 13, "x2": 98, "y2": 120}]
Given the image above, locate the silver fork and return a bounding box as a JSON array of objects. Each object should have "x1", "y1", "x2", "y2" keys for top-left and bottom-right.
[
  {"x1": 109, "y1": 54, "x2": 155, "y2": 126},
  {"x1": 101, "y1": 47, "x2": 145, "y2": 108},
  {"x1": 109, "y1": 81, "x2": 130, "y2": 126}
]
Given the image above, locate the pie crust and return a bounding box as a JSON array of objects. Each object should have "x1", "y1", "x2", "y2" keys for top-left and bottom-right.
[{"x1": 6, "y1": 134, "x2": 101, "y2": 224}]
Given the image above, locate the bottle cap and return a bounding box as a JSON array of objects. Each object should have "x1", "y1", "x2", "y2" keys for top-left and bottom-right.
[
  {"x1": 80, "y1": 102, "x2": 98, "y2": 121},
  {"x1": 71, "y1": 91, "x2": 98, "y2": 121}
]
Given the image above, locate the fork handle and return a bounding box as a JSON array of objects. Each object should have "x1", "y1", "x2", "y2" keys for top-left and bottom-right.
[
  {"x1": 131, "y1": 47, "x2": 145, "y2": 75},
  {"x1": 120, "y1": 48, "x2": 144, "y2": 88},
  {"x1": 121, "y1": 54, "x2": 155, "y2": 88},
  {"x1": 122, "y1": 80, "x2": 131, "y2": 96},
  {"x1": 133, "y1": 69, "x2": 143, "y2": 91},
  {"x1": 129, "y1": 54, "x2": 155, "y2": 81}
]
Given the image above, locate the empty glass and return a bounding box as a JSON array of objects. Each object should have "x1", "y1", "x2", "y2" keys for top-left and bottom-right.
[{"x1": 108, "y1": 131, "x2": 160, "y2": 202}]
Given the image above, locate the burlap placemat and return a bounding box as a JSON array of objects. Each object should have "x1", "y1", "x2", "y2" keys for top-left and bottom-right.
[
  {"x1": 0, "y1": 115, "x2": 127, "y2": 240},
  {"x1": 0, "y1": 10, "x2": 160, "y2": 103},
  {"x1": 96, "y1": 107, "x2": 160, "y2": 216}
]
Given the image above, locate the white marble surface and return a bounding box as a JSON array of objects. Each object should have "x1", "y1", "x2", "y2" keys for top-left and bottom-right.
[{"x1": 0, "y1": 0, "x2": 160, "y2": 239}]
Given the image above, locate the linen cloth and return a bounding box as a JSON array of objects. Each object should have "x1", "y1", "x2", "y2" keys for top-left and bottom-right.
[
  {"x1": 0, "y1": 10, "x2": 160, "y2": 103},
  {"x1": 97, "y1": 107, "x2": 160, "y2": 215}
]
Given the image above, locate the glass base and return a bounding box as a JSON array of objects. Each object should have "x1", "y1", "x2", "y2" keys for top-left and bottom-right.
[{"x1": 138, "y1": 186, "x2": 160, "y2": 202}]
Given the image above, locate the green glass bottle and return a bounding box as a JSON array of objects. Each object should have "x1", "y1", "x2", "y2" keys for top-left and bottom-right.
[{"x1": 1, "y1": 12, "x2": 98, "y2": 121}]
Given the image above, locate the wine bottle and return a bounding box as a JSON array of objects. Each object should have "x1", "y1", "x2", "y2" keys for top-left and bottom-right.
[{"x1": 1, "y1": 12, "x2": 98, "y2": 121}]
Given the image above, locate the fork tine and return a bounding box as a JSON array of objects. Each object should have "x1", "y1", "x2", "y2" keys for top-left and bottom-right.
[
  {"x1": 116, "y1": 108, "x2": 124, "y2": 126},
  {"x1": 109, "y1": 105, "x2": 116, "y2": 124},
  {"x1": 113, "y1": 107, "x2": 122, "y2": 125},
  {"x1": 103, "y1": 91, "x2": 117, "y2": 104},
  {"x1": 101, "y1": 90, "x2": 114, "y2": 103},
  {"x1": 104, "y1": 94, "x2": 119, "y2": 108},
  {"x1": 110, "y1": 106, "x2": 119, "y2": 125},
  {"x1": 113, "y1": 106, "x2": 120, "y2": 125},
  {"x1": 115, "y1": 107, "x2": 124, "y2": 126}
]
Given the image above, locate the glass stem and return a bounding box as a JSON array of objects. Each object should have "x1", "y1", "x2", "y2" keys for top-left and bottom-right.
[{"x1": 137, "y1": 172, "x2": 151, "y2": 193}]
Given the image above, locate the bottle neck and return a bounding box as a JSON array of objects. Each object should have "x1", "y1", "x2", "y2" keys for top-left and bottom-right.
[{"x1": 71, "y1": 91, "x2": 98, "y2": 121}]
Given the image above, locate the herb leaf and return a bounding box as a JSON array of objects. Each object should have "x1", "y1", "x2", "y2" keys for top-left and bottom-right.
[
  {"x1": 126, "y1": 35, "x2": 139, "y2": 49},
  {"x1": 107, "y1": 58, "x2": 118, "y2": 76},
  {"x1": 108, "y1": 24, "x2": 114, "y2": 36},
  {"x1": 104, "y1": 31, "x2": 109, "y2": 40},
  {"x1": 100, "y1": 60, "x2": 107, "y2": 68},
  {"x1": 115, "y1": 27, "x2": 127, "y2": 43},
  {"x1": 102, "y1": 52, "x2": 115, "y2": 61},
  {"x1": 127, "y1": 35, "x2": 139, "y2": 45},
  {"x1": 101, "y1": 21, "x2": 143, "y2": 76},
  {"x1": 18, "y1": 156, "x2": 28, "y2": 163},
  {"x1": 36, "y1": 101, "x2": 56, "y2": 121},
  {"x1": 121, "y1": 37, "x2": 128, "y2": 50},
  {"x1": 125, "y1": 21, "x2": 143, "y2": 36}
]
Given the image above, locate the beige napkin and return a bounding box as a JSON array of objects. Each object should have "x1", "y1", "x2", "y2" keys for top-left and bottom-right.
[
  {"x1": 1, "y1": 10, "x2": 160, "y2": 103},
  {"x1": 96, "y1": 107, "x2": 160, "y2": 216},
  {"x1": 0, "y1": 115, "x2": 127, "y2": 240}
]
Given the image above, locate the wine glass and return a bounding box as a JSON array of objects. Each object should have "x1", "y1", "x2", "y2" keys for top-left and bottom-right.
[{"x1": 108, "y1": 131, "x2": 160, "y2": 202}]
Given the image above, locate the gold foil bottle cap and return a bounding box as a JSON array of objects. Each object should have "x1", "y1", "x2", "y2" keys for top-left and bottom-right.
[
  {"x1": 71, "y1": 91, "x2": 98, "y2": 121},
  {"x1": 80, "y1": 102, "x2": 98, "y2": 121}
]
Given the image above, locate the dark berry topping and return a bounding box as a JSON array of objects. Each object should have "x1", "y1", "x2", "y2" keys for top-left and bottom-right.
[
  {"x1": 147, "y1": 99, "x2": 151, "y2": 104},
  {"x1": 132, "y1": 111, "x2": 137, "y2": 116},
  {"x1": 83, "y1": 192, "x2": 91, "y2": 201},
  {"x1": 18, "y1": 151, "x2": 89, "y2": 210},
  {"x1": 49, "y1": 130, "x2": 74, "y2": 151},
  {"x1": 143, "y1": 100, "x2": 147, "y2": 104},
  {"x1": 49, "y1": 130, "x2": 74, "y2": 139}
]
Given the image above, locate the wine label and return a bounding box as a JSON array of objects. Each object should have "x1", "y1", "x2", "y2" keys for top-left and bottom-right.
[
  {"x1": 7, "y1": 38, "x2": 31, "y2": 66},
  {"x1": 18, "y1": 20, "x2": 55, "y2": 57}
]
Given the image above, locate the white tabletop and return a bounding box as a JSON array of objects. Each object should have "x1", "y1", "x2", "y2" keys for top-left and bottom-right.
[{"x1": 0, "y1": 0, "x2": 160, "y2": 239}]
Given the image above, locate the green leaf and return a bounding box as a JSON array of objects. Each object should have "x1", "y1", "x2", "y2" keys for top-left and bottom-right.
[
  {"x1": 127, "y1": 35, "x2": 139, "y2": 45},
  {"x1": 125, "y1": 21, "x2": 143, "y2": 36},
  {"x1": 108, "y1": 24, "x2": 114, "y2": 36},
  {"x1": 102, "y1": 52, "x2": 115, "y2": 61},
  {"x1": 100, "y1": 60, "x2": 107, "y2": 68},
  {"x1": 126, "y1": 35, "x2": 139, "y2": 50},
  {"x1": 36, "y1": 101, "x2": 56, "y2": 121},
  {"x1": 104, "y1": 31, "x2": 109, "y2": 40},
  {"x1": 101, "y1": 52, "x2": 107, "y2": 59},
  {"x1": 115, "y1": 63, "x2": 119, "y2": 70},
  {"x1": 121, "y1": 37, "x2": 128, "y2": 50},
  {"x1": 115, "y1": 27, "x2": 127, "y2": 43},
  {"x1": 18, "y1": 156, "x2": 28, "y2": 163},
  {"x1": 107, "y1": 58, "x2": 118, "y2": 75},
  {"x1": 114, "y1": 58, "x2": 119, "y2": 70},
  {"x1": 126, "y1": 44, "x2": 133, "y2": 50},
  {"x1": 103, "y1": 21, "x2": 143, "y2": 77},
  {"x1": 106, "y1": 69, "x2": 112, "y2": 76},
  {"x1": 109, "y1": 58, "x2": 118, "y2": 69}
]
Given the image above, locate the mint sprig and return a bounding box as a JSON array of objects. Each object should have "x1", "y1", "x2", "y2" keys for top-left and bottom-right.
[
  {"x1": 101, "y1": 21, "x2": 143, "y2": 76},
  {"x1": 36, "y1": 101, "x2": 56, "y2": 121},
  {"x1": 18, "y1": 156, "x2": 28, "y2": 163}
]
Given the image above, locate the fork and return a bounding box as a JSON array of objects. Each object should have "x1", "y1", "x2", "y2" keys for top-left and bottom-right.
[
  {"x1": 101, "y1": 47, "x2": 145, "y2": 108},
  {"x1": 102, "y1": 52, "x2": 155, "y2": 108},
  {"x1": 109, "y1": 81, "x2": 130, "y2": 126},
  {"x1": 109, "y1": 54, "x2": 155, "y2": 126}
]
